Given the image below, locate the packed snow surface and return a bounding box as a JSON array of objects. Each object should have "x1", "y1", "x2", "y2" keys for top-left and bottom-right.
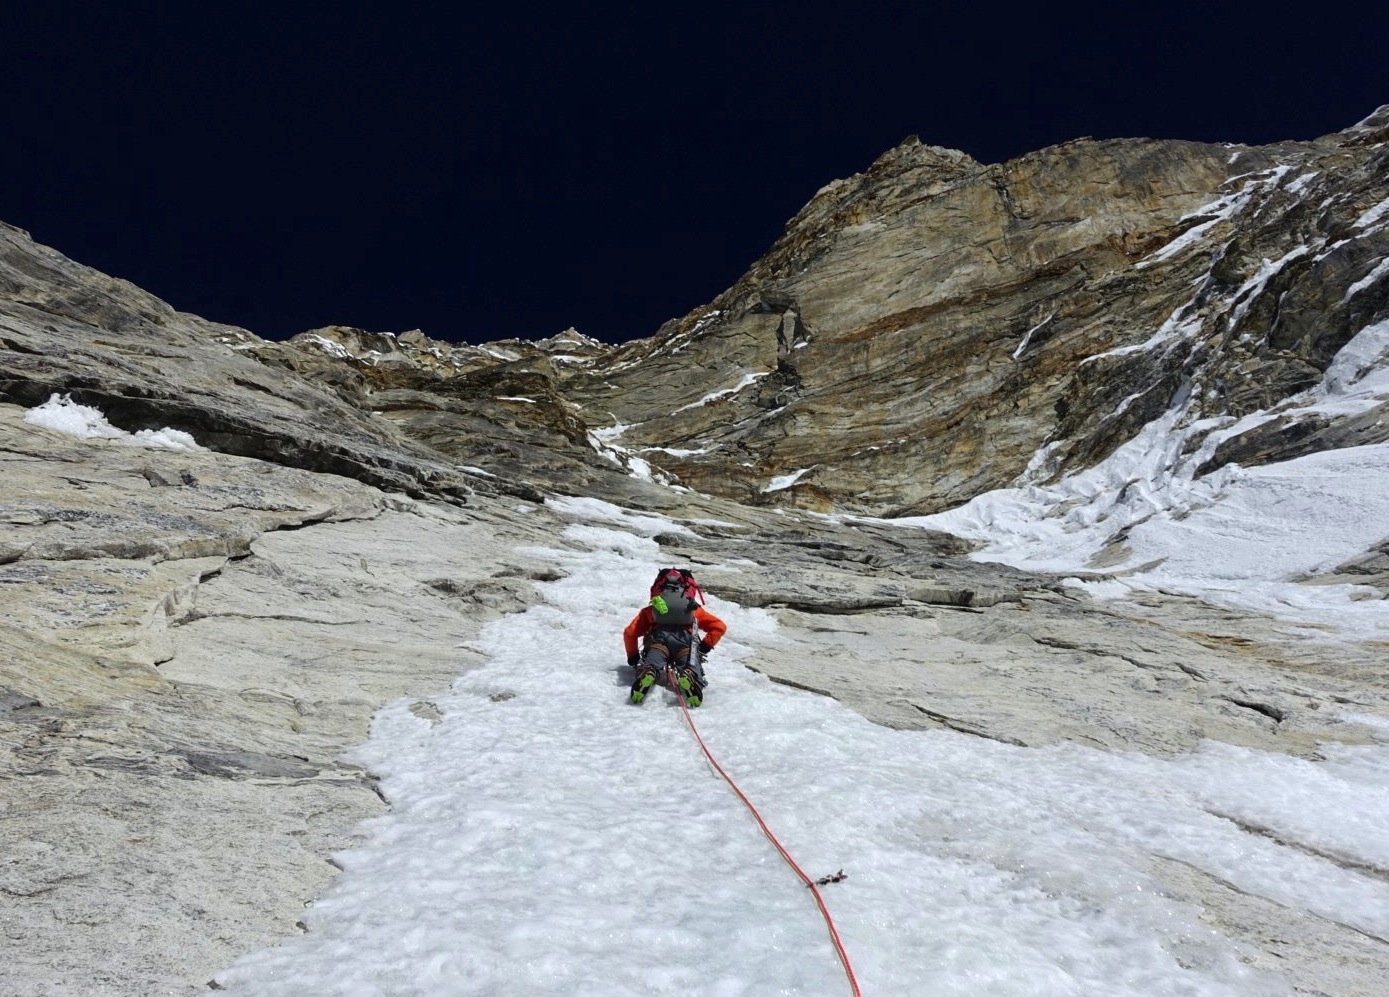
[
  {"x1": 899, "y1": 317, "x2": 1389, "y2": 641},
  {"x1": 209, "y1": 497, "x2": 1389, "y2": 996},
  {"x1": 24, "y1": 393, "x2": 201, "y2": 451}
]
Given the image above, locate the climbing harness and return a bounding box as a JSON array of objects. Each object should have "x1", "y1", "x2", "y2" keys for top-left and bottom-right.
[{"x1": 667, "y1": 661, "x2": 863, "y2": 997}]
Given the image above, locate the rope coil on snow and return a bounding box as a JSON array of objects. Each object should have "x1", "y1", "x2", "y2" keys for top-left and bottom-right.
[{"x1": 667, "y1": 668, "x2": 863, "y2": 997}]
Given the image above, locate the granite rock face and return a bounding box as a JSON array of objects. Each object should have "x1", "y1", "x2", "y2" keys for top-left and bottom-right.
[
  {"x1": 0, "y1": 225, "x2": 550, "y2": 506},
  {"x1": 583, "y1": 114, "x2": 1389, "y2": 514},
  {"x1": 0, "y1": 407, "x2": 559, "y2": 992},
  {"x1": 13, "y1": 110, "x2": 1381, "y2": 521},
  {"x1": 3, "y1": 107, "x2": 1389, "y2": 996},
  {"x1": 99, "y1": 107, "x2": 1383, "y2": 521}
]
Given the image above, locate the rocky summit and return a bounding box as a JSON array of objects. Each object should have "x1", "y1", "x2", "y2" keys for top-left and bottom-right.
[{"x1": 3, "y1": 107, "x2": 1389, "y2": 996}]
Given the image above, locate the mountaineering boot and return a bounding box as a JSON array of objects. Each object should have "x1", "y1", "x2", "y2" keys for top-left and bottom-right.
[
  {"x1": 629, "y1": 665, "x2": 657, "y2": 704},
  {"x1": 675, "y1": 666, "x2": 704, "y2": 708}
]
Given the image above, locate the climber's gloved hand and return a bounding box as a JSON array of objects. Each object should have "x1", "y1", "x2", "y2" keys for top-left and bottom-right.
[
  {"x1": 627, "y1": 654, "x2": 641, "y2": 668},
  {"x1": 698, "y1": 640, "x2": 713, "y2": 656}
]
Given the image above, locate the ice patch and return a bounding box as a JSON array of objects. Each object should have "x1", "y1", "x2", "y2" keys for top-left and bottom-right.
[{"x1": 24, "y1": 393, "x2": 202, "y2": 452}]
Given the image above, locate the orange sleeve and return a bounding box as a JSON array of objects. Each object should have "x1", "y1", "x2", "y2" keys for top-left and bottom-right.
[
  {"x1": 694, "y1": 607, "x2": 727, "y2": 647},
  {"x1": 623, "y1": 607, "x2": 653, "y2": 658}
]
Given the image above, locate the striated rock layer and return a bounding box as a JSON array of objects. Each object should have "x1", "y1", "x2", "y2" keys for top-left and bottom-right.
[{"x1": 580, "y1": 109, "x2": 1389, "y2": 514}]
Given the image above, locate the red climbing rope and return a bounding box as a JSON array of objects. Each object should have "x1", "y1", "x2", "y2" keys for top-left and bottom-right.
[{"x1": 666, "y1": 668, "x2": 863, "y2": 997}]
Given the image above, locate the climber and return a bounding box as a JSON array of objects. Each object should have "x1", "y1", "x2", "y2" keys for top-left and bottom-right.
[{"x1": 623, "y1": 567, "x2": 726, "y2": 707}]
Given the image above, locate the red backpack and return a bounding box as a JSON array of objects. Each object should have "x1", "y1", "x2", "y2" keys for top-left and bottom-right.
[
  {"x1": 649, "y1": 567, "x2": 705, "y2": 625},
  {"x1": 649, "y1": 567, "x2": 705, "y2": 603}
]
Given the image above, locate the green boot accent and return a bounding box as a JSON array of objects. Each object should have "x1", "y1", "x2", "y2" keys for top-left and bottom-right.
[
  {"x1": 677, "y1": 671, "x2": 702, "y2": 708},
  {"x1": 629, "y1": 669, "x2": 656, "y2": 704}
]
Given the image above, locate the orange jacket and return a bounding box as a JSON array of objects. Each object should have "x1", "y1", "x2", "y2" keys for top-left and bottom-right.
[{"x1": 623, "y1": 605, "x2": 727, "y2": 660}]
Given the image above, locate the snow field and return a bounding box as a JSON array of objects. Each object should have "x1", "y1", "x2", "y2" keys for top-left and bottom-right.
[{"x1": 213, "y1": 499, "x2": 1389, "y2": 995}]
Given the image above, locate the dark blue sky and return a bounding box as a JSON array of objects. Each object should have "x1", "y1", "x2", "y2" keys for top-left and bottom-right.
[{"x1": 4, "y1": 4, "x2": 1384, "y2": 344}]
